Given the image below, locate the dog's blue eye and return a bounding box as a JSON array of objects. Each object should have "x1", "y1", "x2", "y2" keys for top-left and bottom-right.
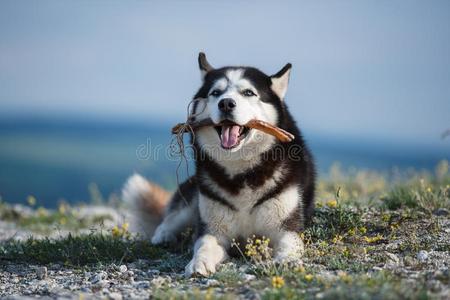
[
  {"x1": 210, "y1": 90, "x2": 221, "y2": 97},
  {"x1": 242, "y1": 89, "x2": 256, "y2": 97}
]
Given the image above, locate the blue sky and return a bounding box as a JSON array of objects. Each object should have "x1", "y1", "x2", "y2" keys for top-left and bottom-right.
[{"x1": 1, "y1": 0, "x2": 449, "y2": 148}]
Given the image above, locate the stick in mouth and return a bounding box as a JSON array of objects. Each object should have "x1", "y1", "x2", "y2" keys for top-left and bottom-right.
[{"x1": 171, "y1": 118, "x2": 295, "y2": 143}]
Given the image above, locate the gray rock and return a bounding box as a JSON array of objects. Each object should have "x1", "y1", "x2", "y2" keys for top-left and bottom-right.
[
  {"x1": 242, "y1": 274, "x2": 256, "y2": 281},
  {"x1": 386, "y1": 252, "x2": 400, "y2": 263},
  {"x1": 151, "y1": 276, "x2": 171, "y2": 288},
  {"x1": 404, "y1": 256, "x2": 416, "y2": 266},
  {"x1": 204, "y1": 279, "x2": 219, "y2": 286},
  {"x1": 433, "y1": 208, "x2": 449, "y2": 216},
  {"x1": 36, "y1": 266, "x2": 47, "y2": 280},
  {"x1": 108, "y1": 292, "x2": 123, "y2": 300},
  {"x1": 134, "y1": 281, "x2": 150, "y2": 289},
  {"x1": 119, "y1": 265, "x2": 128, "y2": 273},
  {"x1": 417, "y1": 250, "x2": 429, "y2": 262},
  {"x1": 147, "y1": 269, "x2": 160, "y2": 276},
  {"x1": 90, "y1": 271, "x2": 108, "y2": 284}
]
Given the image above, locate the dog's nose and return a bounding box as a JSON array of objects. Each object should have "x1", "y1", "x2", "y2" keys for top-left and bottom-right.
[{"x1": 218, "y1": 98, "x2": 236, "y2": 112}]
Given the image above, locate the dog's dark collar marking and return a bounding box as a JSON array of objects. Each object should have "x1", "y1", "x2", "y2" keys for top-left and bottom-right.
[
  {"x1": 197, "y1": 148, "x2": 282, "y2": 196},
  {"x1": 197, "y1": 180, "x2": 238, "y2": 211}
]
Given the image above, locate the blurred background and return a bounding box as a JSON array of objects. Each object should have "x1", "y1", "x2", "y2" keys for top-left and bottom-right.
[{"x1": 0, "y1": 0, "x2": 449, "y2": 207}]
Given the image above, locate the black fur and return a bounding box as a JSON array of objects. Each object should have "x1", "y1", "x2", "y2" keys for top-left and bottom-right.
[
  {"x1": 191, "y1": 65, "x2": 316, "y2": 231},
  {"x1": 167, "y1": 177, "x2": 198, "y2": 211}
]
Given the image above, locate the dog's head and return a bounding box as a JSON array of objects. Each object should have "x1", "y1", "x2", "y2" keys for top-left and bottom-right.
[{"x1": 192, "y1": 53, "x2": 292, "y2": 160}]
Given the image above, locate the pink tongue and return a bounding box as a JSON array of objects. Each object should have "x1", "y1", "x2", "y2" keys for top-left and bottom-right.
[{"x1": 221, "y1": 125, "x2": 241, "y2": 148}]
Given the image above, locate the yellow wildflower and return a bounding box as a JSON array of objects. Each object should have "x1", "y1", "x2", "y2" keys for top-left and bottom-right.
[
  {"x1": 338, "y1": 271, "x2": 352, "y2": 283},
  {"x1": 390, "y1": 223, "x2": 399, "y2": 230},
  {"x1": 37, "y1": 207, "x2": 48, "y2": 217},
  {"x1": 27, "y1": 195, "x2": 36, "y2": 206},
  {"x1": 319, "y1": 241, "x2": 328, "y2": 247},
  {"x1": 112, "y1": 225, "x2": 121, "y2": 237},
  {"x1": 304, "y1": 274, "x2": 314, "y2": 282},
  {"x1": 205, "y1": 287, "x2": 213, "y2": 300},
  {"x1": 342, "y1": 247, "x2": 350, "y2": 257},
  {"x1": 326, "y1": 199, "x2": 337, "y2": 208},
  {"x1": 58, "y1": 203, "x2": 67, "y2": 214},
  {"x1": 332, "y1": 235, "x2": 343, "y2": 244},
  {"x1": 122, "y1": 222, "x2": 129, "y2": 231},
  {"x1": 272, "y1": 276, "x2": 285, "y2": 288},
  {"x1": 364, "y1": 234, "x2": 383, "y2": 243},
  {"x1": 359, "y1": 227, "x2": 367, "y2": 234},
  {"x1": 348, "y1": 228, "x2": 356, "y2": 236},
  {"x1": 295, "y1": 266, "x2": 306, "y2": 273}
]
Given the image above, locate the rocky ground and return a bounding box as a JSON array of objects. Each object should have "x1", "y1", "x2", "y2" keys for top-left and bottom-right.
[{"x1": 1, "y1": 164, "x2": 449, "y2": 299}]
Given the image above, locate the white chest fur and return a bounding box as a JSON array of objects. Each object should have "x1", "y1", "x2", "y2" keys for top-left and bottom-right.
[{"x1": 198, "y1": 177, "x2": 300, "y2": 244}]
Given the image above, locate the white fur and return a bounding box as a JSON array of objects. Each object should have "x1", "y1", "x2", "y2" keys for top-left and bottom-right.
[
  {"x1": 194, "y1": 68, "x2": 279, "y2": 160},
  {"x1": 122, "y1": 173, "x2": 151, "y2": 206},
  {"x1": 193, "y1": 184, "x2": 302, "y2": 276},
  {"x1": 151, "y1": 205, "x2": 194, "y2": 245},
  {"x1": 122, "y1": 174, "x2": 160, "y2": 238},
  {"x1": 185, "y1": 234, "x2": 228, "y2": 277},
  {"x1": 271, "y1": 68, "x2": 291, "y2": 100},
  {"x1": 207, "y1": 69, "x2": 278, "y2": 127}
]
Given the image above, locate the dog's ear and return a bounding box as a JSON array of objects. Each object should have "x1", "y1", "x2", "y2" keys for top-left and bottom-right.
[
  {"x1": 270, "y1": 63, "x2": 292, "y2": 100},
  {"x1": 198, "y1": 52, "x2": 214, "y2": 79}
]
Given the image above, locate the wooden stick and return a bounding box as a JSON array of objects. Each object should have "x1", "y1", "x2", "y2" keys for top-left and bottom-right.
[
  {"x1": 171, "y1": 118, "x2": 295, "y2": 143},
  {"x1": 245, "y1": 119, "x2": 295, "y2": 142}
]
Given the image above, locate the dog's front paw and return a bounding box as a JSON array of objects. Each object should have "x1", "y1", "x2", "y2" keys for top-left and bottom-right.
[
  {"x1": 185, "y1": 254, "x2": 218, "y2": 277},
  {"x1": 151, "y1": 224, "x2": 176, "y2": 245}
]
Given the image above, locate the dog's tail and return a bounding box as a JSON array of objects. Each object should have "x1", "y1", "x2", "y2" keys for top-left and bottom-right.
[{"x1": 122, "y1": 173, "x2": 171, "y2": 238}]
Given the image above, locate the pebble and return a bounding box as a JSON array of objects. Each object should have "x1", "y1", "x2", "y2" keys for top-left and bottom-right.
[
  {"x1": 242, "y1": 274, "x2": 256, "y2": 281},
  {"x1": 119, "y1": 265, "x2": 128, "y2": 273},
  {"x1": 151, "y1": 276, "x2": 171, "y2": 288},
  {"x1": 433, "y1": 208, "x2": 449, "y2": 216},
  {"x1": 404, "y1": 256, "x2": 415, "y2": 266},
  {"x1": 239, "y1": 265, "x2": 250, "y2": 273},
  {"x1": 417, "y1": 250, "x2": 429, "y2": 262},
  {"x1": 91, "y1": 280, "x2": 109, "y2": 291},
  {"x1": 108, "y1": 292, "x2": 123, "y2": 300},
  {"x1": 90, "y1": 271, "x2": 108, "y2": 284},
  {"x1": 385, "y1": 252, "x2": 400, "y2": 264},
  {"x1": 204, "y1": 279, "x2": 219, "y2": 287},
  {"x1": 147, "y1": 269, "x2": 160, "y2": 276},
  {"x1": 134, "y1": 281, "x2": 150, "y2": 289},
  {"x1": 36, "y1": 266, "x2": 47, "y2": 280}
]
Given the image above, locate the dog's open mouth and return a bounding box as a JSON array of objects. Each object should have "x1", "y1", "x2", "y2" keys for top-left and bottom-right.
[{"x1": 214, "y1": 122, "x2": 251, "y2": 149}]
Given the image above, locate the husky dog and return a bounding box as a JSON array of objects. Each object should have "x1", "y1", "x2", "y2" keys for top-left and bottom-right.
[{"x1": 123, "y1": 53, "x2": 315, "y2": 277}]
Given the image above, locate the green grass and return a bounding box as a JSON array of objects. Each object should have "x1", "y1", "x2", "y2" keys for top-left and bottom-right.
[
  {"x1": 0, "y1": 233, "x2": 166, "y2": 266},
  {"x1": 263, "y1": 271, "x2": 434, "y2": 300},
  {"x1": 306, "y1": 205, "x2": 363, "y2": 240},
  {"x1": 0, "y1": 201, "x2": 114, "y2": 233},
  {"x1": 0, "y1": 160, "x2": 449, "y2": 299},
  {"x1": 382, "y1": 185, "x2": 418, "y2": 209}
]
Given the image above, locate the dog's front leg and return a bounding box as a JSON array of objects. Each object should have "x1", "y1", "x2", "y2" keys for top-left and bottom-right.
[
  {"x1": 273, "y1": 231, "x2": 304, "y2": 263},
  {"x1": 185, "y1": 234, "x2": 228, "y2": 277}
]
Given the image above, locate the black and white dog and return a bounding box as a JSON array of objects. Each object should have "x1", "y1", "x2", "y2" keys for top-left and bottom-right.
[{"x1": 123, "y1": 53, "x2": 315, "y2": 277}]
